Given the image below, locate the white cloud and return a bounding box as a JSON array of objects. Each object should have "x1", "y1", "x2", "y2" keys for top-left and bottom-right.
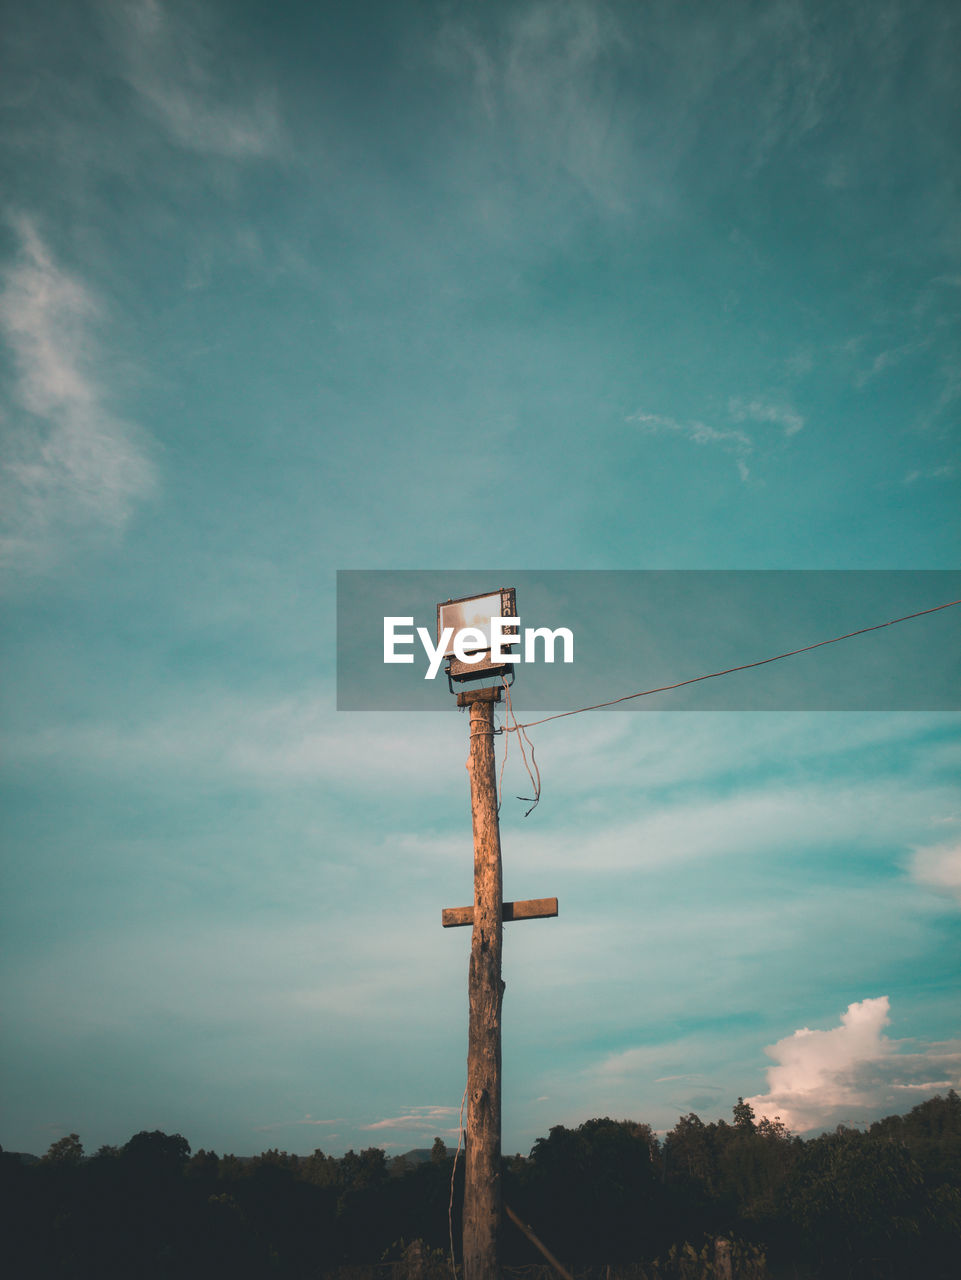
[
  {"x1": 746, "y1": 997, "x2": 961, "y2": 1133},
  {"x1": 904, "y1": 465, "x2": 955, "y2": 484},
  {"x1": 728, "y1": 397, "x2": 804, "y2": 437},
  {"x1": 0, "y1": 218, "x2": 157, "y2": 573},
  {"x1": 363, "y1": 1106, "x2": 460, "y2": 1135},
  {"x1": 909, "y1": 840, "x2": 961, "y2": 907},
  {"x1": 627, "y1": 411, "x2": 753, "y2": 479},
  {"x1": 628, "y1": 398, "x2": 809, "y2": 479},
  {"x1": 105, "y1": 0, "x2": 283, "y2": 158},
  {"x1": 628, "y1": 411, "x2": 751, "y2": 451}
]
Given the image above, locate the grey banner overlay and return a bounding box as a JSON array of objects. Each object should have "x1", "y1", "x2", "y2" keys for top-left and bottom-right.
[{"x1": 337, "y1": 571, "x2": 961, "y2": 711}]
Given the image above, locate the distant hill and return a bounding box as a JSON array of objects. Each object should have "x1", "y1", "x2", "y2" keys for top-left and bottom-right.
[
  {"x1": 389, "y1": 1147, "x2": 441, "y2": 1175},
  {"x1": 395, "y1": 1147, "x2": 434, "y2": 1164}
]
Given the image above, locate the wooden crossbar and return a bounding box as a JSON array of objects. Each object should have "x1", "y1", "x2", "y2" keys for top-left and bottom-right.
[{"x1": 442, "y1": 897, "x2": 558, "y2": 928}]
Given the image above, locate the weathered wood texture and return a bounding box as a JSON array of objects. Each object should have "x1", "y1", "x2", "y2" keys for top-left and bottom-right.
[
  {"x1": 443, "y1": 898, "x2": 559, "y2": 928},
  {"x1": 456, "y1": 686, "x2": 502, "y2": 706},
  {"x1": 462, "y1": 692, "x2": 503, "y2": 1280}
]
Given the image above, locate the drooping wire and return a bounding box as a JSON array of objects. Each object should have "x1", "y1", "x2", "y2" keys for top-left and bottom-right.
[
  {"x1": 448, "y1": 1080, "x2": 469, "y2": 1280},
  {"x1": 502, "y1": 597, "x2": 961, "y2": 735},
  {"x1": 497, "y1": 694, "x2": 510, "y2": 814},
  {"x1": 502, "y1": 674, "x2": 541, "y2": 815}
]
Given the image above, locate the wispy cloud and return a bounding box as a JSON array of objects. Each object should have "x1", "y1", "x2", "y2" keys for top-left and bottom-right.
[
  {"x1": 746, "y1": 997, "x2": 961, "y2": 1133},
  {"x1": 594, "y1": 1039, "x2": 712, "y2": 1083},
  {"x1": 728, "y1": 397, "x2": 804, "y2": 437},
  {"x1": 713, "y1": 0, "x2": 837, "y2": 177},
  {"x1": 627, "y1": 411, "x2": 753, "y2": 477},
  {"x1": 500, "y1": 0, "x2": 631, "y2": 212},
  {"x1": 363, "y1": 1105, "x2": 460, "y2": 1135},
  {"x1": 785, "y1": 349, "x2": 814, "y2": 377},
  {"x1": 3, "y1": 692, "x2": 468, "y2": 798},
  {"x1": 8, "y1": 691, "x2": 954, "y2": 828},
  {"x1": 629, "y1": 412, "x2": 751, "y2": 451},
  {"x1": 254, "y1": 1115, "x2": 344, "y2": 1133},
  {"x1": 627, "y1": 399, "x2": 805, "y2": 481},
  {"x1": 854, "y1": 338, "x2": 932, "y2": 389},
  {"x1": 904, "y1": 465, "x2": 955, "y2": 484},
  {"x1": 434, "y1": 0, "x2": 639, "y2": 216},
  {"x1": 104, "y1": 0, "x2": 283, "y2": 158},
  {"x1": 509, "y1": 777, "x2": 959, "y2": 876},
  {"x1": 0, "y1": 217, "x2": 157, "y2": 573}
]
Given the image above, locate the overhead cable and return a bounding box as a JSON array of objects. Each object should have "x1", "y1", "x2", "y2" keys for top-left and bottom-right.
[{"x1": 502, "y1": 597, "x2": 961, "y2": 734}]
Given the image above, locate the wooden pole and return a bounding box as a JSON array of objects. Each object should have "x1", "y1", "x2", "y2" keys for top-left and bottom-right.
[{"x1": 458, "y1": 685, "x2": 503, "y2": 1280}]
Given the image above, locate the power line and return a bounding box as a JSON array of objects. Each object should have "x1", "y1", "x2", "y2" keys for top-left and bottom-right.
[{"x1": 502, "y1": 597, "x2": 961, "y2": 734}]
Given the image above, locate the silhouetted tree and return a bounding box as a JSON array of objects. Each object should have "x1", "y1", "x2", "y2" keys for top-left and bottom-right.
[
  {"x1": 519, "y1": 1118, "x2": 664, "y2": 1263},
  {"x1": 41, "y1": 1133, "x2": 84, "y2": 1165},
  {"x1": 3, "y1": 1097, "x2": 956, "y2": 1278},
  {"x1": 785, "y1": 1125, "x2": 925, "y2": 1278},
  {"x1": 122, "y1": 1129, "x2": 191, "y2": 1175},
  {"x1": 732, "y1": 1098, "x2": 756, "y2": 1131}
]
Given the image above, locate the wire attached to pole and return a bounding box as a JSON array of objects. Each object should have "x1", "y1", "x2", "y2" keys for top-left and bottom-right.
[
  {"x1": 502, "y1": 674, "x2": 541, "y2": 815},
  {"x1": 448, "y1": 1079, "x2": 469, "y2": 1280},
  {"x1": 502, "y1": 597, "x2": 961, "y2": 734}
]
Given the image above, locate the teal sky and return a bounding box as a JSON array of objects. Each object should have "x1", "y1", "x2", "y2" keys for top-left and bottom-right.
[{"x1": 1, "y1": 0, "x2": 959, "y2": 1158}]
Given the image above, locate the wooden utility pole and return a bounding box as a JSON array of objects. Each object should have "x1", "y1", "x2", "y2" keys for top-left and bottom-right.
[
  {"x1": 460, "y1": 686, "x2": 503, "y2": 1280},
  {"x1": 444, "y1": 684, "x2": 557, "y2": 1280}
]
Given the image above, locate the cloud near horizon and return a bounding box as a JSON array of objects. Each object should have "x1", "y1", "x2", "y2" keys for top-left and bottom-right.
[
  {"x1": 746, "y1": 997, "x2": 961, "y2": 1133},
  {"x1": 363, "y1": 1105, "x2": 461, "y2": 1137}
]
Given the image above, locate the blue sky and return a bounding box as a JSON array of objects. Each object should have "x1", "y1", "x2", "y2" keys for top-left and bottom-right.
[{"x1": 1, "y1": 0, "x2": 959, "y2": 1158}]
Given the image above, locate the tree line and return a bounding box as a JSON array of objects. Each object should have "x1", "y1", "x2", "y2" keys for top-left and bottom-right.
[{"x1": 1, "y1": 1092, "x2": 958, "y2": 1279}]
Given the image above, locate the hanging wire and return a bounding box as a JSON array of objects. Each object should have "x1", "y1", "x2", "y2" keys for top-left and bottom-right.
[
  {"x1": 502, "y1": 674, "x2": 541, "y2": 815},
  {"x1": 502, "y1": 597, "x2": 961, "y2": 734},
  {"x1": 497, "y1": 686, "x2": 511, "y2": 814},
  {"x1": 448, "y1": 1080, "x2": 469, "y2": 1280}
]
